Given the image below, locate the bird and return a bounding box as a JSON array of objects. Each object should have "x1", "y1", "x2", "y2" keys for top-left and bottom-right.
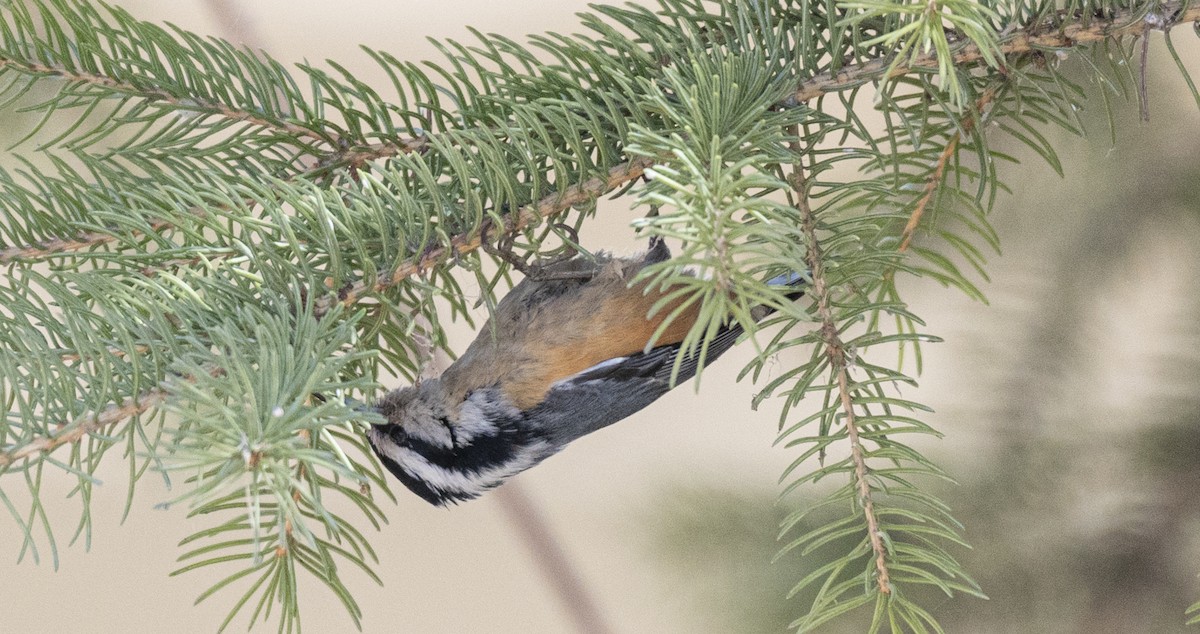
[{"x1": 366, "y1": 238, "x2": 804, "y2": 506}]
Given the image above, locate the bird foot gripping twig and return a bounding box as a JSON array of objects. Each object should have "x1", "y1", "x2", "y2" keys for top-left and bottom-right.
[{"x1": 481, "y1": 216, "x2": 590, "y2": 281}]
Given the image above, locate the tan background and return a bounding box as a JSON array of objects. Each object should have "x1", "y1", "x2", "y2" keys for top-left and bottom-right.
[{"x1": 2, "y1": 2, "x2": 1200, "y2": 632}]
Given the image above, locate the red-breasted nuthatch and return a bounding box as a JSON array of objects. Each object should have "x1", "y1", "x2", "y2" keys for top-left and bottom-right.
[{"x1": 367, "y1": 239, "x2": 804, "y2": 505}]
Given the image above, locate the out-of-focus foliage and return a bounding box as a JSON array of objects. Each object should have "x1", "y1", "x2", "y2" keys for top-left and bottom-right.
[{"x1": 646, "y1": 56, "x2": 1200, "y2": 632}]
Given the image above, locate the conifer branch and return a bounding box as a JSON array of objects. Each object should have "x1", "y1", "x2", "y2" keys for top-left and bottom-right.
[
  {"x1": 1, "y1": 2, "x2": 1191, "y2": 269},
  {"x1": 309, "y1": 0, "x2": 1200, "y2": 315},
  {"x1": 4, "y1": 158, "x2": 656, "y2": 468},
  {"x1": 898, "y1": 81, "x2": 1003, "y2": 252},
  {"x1": 0, "y1": 389, "x2": 166, "y2": 469},
  {"x1": 0, "y1": 366, "x2": 230, "y2": 470},
  {"x1": 791, "y1": 152, "x2": 891, "y2": 595},
  {"x1": 1, "y1": 0, "x2": 1197, "y2": 630},
  {"x1": 784, "y1": 1, "x2": 1200, "y2": 105},
  {"x1": 0, "y1": 218, "x2": 174, "y2": 263},
  {"x1": 8, "y1": 0, "x2": 1193, "y2": 473},
  {"x1": 315, "y1": 157, "x2": 655, "y2": 315},
  {"x1": 0, "y1": 57, "x2": 326, "y2": 143}
]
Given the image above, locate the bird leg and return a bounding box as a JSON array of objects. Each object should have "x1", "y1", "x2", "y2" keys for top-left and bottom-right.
[{"x1": 481, "y1": 219, "x2": 592, "y2": 281}]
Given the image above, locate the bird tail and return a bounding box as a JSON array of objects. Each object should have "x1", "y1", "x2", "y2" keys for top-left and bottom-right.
[
  {"x1": 748, "y1": 270, "x2": 807, "y2": 322},
  {"x1": 767, "y1": 270, "x2": 807, "y2": 288}
]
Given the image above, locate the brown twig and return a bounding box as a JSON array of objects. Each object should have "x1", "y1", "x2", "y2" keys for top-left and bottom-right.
[
  {"x1": 784, "y1": 2, "x2": 1200, "y2": 105},
  {"x1": 897, "y1": 82, "x2": 1002, "y2": 252},
  {"x1": 0, "y1": 218, "x2": 175, "y2": 264},
  {"x1": 1139, "y1": 30, "x2": 1152, "y2": 122},
  {"x1": 0, "y1": 390, "x2": 168, "y2": 469},
  {"x1": 790, "y1": 136, "x2": 891, "y2": 595},
  {"x1": 0, "y1": 45, "x2": 425, "y2": 265},
  {"x1": 314, "y1": 157, "x2": 655, "y2": 315},
  {"x1": 0, "y1": 58, "x2": 325, "y2": 143},
  {"x1": 481, "y1": 221, "x2": 586, "y2": 281},
  {"x1": 59, "y1": 344, "x2": 151, "y2": 364},
  {"x1": 0, "y1": 365, "x2": 229, "y2": 470}
]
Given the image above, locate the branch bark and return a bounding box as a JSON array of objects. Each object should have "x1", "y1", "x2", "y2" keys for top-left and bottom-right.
[
  {"x1": 789, "y1": 142, "x2": 891, "y2": 595},
  {"x1": 314, "y1": 157, "x2": 654, "y2": 315},
  {"x1": 0, "y1": 390, "x2": 166, "y2": 469},
  {"x1": 784, "y1": 2, "x2": 1199, "y2": 105},
  {"x1": 898, "y1": 81, "x2": 1003, "y2": 252}
]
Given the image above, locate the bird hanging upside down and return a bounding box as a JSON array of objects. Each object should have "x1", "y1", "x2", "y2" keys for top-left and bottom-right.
[{"x1": 366, "y1": 238, "x2": 804, "y2": 506}]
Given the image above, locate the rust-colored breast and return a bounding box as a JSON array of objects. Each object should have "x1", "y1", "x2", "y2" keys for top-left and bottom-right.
[{"x1": 505, "y1": 277, "x2": 701, "y2": 409}]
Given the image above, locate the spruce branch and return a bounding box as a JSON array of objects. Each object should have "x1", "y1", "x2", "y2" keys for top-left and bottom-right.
[
  {"x1": 0, "y1": 389, "x2": 166, "y2": 470},
  {"x1": 0, "y1": 365, "x2": 229, "y2": 471},
  {"x1": 796, "y1": 156, "x2": 892, "y2": 597},
  {"x1": 0, "y1": 57, "x2": 326, "y2": 143},
  {"x1": 1, "y1": 0, "x2": 1191, "y2": 539},
  {"x1": 784, "y1": 0, "x2": 1200, "y2": 105},
  {"x1": 0, "y1": 217, "x2": 172, "y2": 263},
  {"x1": 791, "y1": 154, "x2": 892, "y2": 595},
  {"x1": 3, "y1": 0, "x2": 1186, "y2": 266},
  {"x1": 0, "y1": 1, "x2": 1190, "y2": 268},
  {"x1": 898, "y1": 80, "x2": 1003, "y2": 252},
  {"x1": 314, "y1": 157, "x2": 654, "y2": 315},
  {"x1": 322, "y1": 0, "x2": 1200, "y2": 317}
]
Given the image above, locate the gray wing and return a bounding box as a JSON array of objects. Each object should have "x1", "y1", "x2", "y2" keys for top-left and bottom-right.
[{"x1": 528, "y1": 321, "x2": 747, "y2": 447}]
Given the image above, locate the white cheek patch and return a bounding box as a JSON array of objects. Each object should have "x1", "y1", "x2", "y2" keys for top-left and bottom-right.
[{"x1": 406, "y1": 423, "x2": 451, "y2": 448}]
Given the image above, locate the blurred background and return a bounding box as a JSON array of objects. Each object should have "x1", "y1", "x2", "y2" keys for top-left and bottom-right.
[{"x1": 1, "y1": 1, "x2": 1199, "y2": 632}]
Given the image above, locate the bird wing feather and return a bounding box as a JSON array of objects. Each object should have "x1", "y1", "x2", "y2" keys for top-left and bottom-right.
[
  {"x1": 443, "y1": 241, "x2": 703, "y2": 409},
  {"x1": 508, "y1": 272, "x2": 703, "y2": 408},
  {"x1": 529, "y1": 318, "x2": 748, "y2": 445}
]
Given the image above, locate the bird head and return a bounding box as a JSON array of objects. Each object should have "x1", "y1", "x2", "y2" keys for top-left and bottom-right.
[
  {"x1": 367, "y1": 380, "x2": 553, "y2": 506},
  {"x1": 372, "y1": 380, "x2": 457, "y2": 449}
]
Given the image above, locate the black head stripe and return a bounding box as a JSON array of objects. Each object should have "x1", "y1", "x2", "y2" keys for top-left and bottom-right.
[{"x1": 368, "y1": 409, "x2": 546, "y2": 507}]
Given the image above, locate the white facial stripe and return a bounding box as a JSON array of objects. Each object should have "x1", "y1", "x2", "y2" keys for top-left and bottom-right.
[
  {"x1": 404, "y1": 419, "x2": 453, "y2": 448},
  {"x1": 454, "y1": 391, "x2": 520, "y2": 444},
  {"x1": 371, "y1": 429, "x2": 552, "y2": 498}
]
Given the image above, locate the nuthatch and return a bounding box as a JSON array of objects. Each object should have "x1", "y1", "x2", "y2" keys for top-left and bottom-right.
[{"x1": 367, "y1": 239, "x2": 804, "y2": 505}]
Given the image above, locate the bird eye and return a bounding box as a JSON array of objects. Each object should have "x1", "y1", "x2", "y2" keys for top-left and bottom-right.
[{"x1": 381, "y1": 424, "x2": 411, "y2": 445}]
